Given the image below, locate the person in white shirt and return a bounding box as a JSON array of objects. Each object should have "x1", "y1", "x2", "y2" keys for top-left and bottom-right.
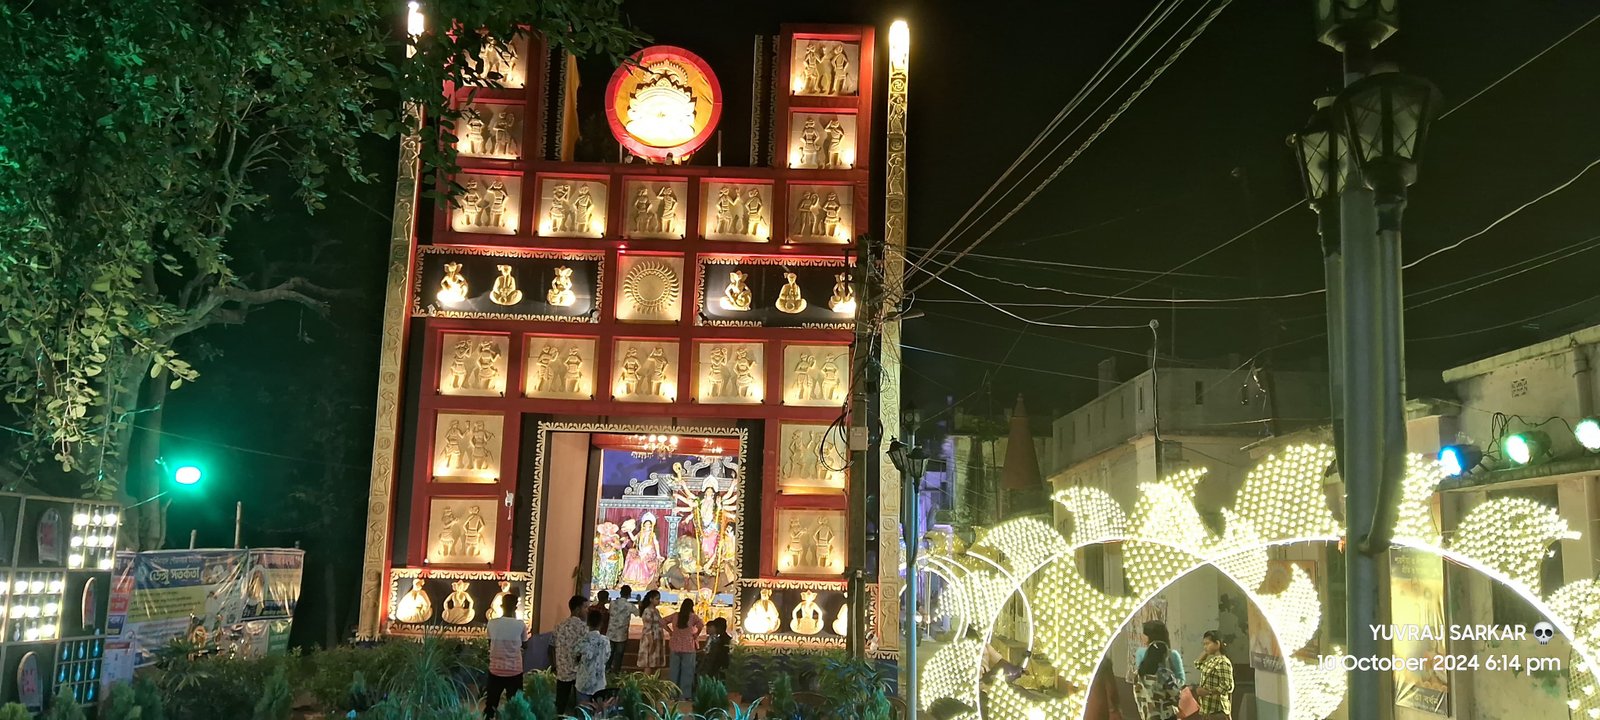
[
  {"x1": 483, "y1": 594, "x2": 530, "y2": 720},
  {"x1": 575, "y1": 608, "x2": 612, "y2": 703},
  {"x1": 605, "y1": 585, "x2": 637, "y2": 673},
  {"x1": 553, "y1": 595, "x2": 591, "y2": 714}
]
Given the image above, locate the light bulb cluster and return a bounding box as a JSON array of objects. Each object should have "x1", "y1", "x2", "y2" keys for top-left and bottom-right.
[
  {"x1": 3, "y1": 571, "x2": 66, "y2": 642},
  {"x1": 1051, "y1": 486, "x2": 1127, "y2": 547},
  {"x1": 1231, "y1": 445, "x2": 1341, "y2": 544},
  {"x1": 69, "y1": 503, "x2": 121, "y2": 570},
  {"x1": 1288, "y1": 653, "x2": 1348, "y2": 720},
  {"x1": 1449, "y1": 496, "x2": 1577, "y2": 591},
  {"x1": 1392, "y1": 454, "x2": 1445, "y2": 546},
  {"x1": 917, "y1": 636, "x2": 981, "y2": 715}
]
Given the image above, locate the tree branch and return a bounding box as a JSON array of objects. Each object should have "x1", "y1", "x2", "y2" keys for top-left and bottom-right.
[{"x1": 160, "y1": 277, "x2": 342, "y2": 343}]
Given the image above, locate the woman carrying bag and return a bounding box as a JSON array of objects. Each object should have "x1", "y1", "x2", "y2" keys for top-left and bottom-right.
[{"x1": 1130, "y1": 620, "x2": 1186, "y2": 720}]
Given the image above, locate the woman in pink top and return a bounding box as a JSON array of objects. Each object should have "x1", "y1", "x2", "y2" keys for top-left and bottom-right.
[{"x1": 666, "y1": 598, "x2": 705, "y2": 700}]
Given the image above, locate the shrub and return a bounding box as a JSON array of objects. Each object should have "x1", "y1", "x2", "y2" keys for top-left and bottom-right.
[
  {"x1": 0, "y1": 704, "x2": 31, "y2": 720},
  {"x1": 498, "y1": 693, "x2": 537, "y2": 720},
  {"x1": 521, "y1": 670, "x2": 557, "y2": 720},
  {"x1": 767, "y1": 674, "x2": 799, "y2": 720},
  {"x1": 615, "y1": 676, "x2": 647, "y2": 720},
  {"x1": 41, "y1": 691, "x2": 86, "y2": 720},
  {"x1": 102, "y1": 682, "x2": 141, "y2": 720},
  {"x1": 251, "y1": 666, "x2": 292, "y2": 720},
  {"x1": 692, "y1": 676, "x2": 728, "y2": 716},
  {"x1": 133, "y1": 675, "x2": 165, "y2": 720},
  {"x1": 362, "y1": 638, "x2": 480, "y2": 720},
  {"x1": 818, "y1": 654, "x2": 891, "y2": 720}
]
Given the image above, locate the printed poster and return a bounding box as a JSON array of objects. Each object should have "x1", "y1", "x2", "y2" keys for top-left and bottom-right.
[
  {"x1": 102, "y1": 548, "x2": 304, "y2": 671},
  {"x1": 1390, "y1": 547, "x2": 1450, "y2": 715}
]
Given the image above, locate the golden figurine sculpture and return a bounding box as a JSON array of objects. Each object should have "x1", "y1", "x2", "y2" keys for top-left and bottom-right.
[
  {"x1": 828, "y1": 272, "x2": 856, "y2": 314},
  {"x1": 486, "y1": 580, "x2": 512, "y2": 620},
  {"x1": 791, "y1": 590, "x2": 824, "y2": 635},
  {"x1": 441, "y1": 580, "x2": 476, "y2": 625},
  {"x1": 814, "y1": 521, "x2": 837, "y2": 570},
  {"x1": 396, "y1": 579, "x2": 433, "y2": 624},
  {"x1": 744, "y1": 588, "x2": 780, "y2": 634},
  {"x1": 720, "y1": 271, "x2": 752, "y2": 312},
  {"x1": 547, "y1": 266, "x2": 576, "y2": 307},
  {"x1": 832, "y1": 602, "x2": 849, "y2": 636},
  {"x1": 785, "y1": 515, "x2": 805, "y2": 569},
  {"x1": 563, "y1": 348, "x2": 584, "y2": 393},
  {"x1": 490, "y1": 265, "x2": 522, "y2": 306},
  {"x1": 437, "y1": 262, "x2": 469, "y2": 305},
  {"x1": 775, "y1": 272, "x2": 807, "y2": 314}
]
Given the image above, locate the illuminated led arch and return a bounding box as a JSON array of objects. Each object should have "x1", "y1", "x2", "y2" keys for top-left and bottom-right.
[{"x1": 915, "y1": 444, "x2": 1600, "y2": 720}]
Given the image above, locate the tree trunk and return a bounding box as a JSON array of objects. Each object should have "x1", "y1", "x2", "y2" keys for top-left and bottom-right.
[{"x1": 125, "y1": 362, "x2": 166, "y2": 551}]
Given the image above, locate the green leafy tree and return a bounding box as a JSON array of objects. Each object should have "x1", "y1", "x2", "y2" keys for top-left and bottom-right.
[
  {"x1": 103, "y1": 682, "x2": 142, "y2": 720},
  {"x1": 0, "y1": 0, "x2": 642, "y2": 544}
]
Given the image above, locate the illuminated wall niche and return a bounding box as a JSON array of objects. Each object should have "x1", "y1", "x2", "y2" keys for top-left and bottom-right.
[
  {"x1": 537, "y1": 177, "x2": 608, "y2": 239},
  {"x1": 613, "y1": 339, "x2": 680, "y2": 402},
  {"x1": 702, "y1": 181, "x2": 772, "y2": 242},
  {"x1": 789, "y1": 38, "x2": 860, "y2": 97},
  {"x1": 438, "y1": 333, "x2": 509, "y2": 397},
  {"x1": 467, "y1": 36, "x2": 528, "y2": 89},
  {"x1": 695, "y1": 342, "x2": 764, "y2": 404},
  {"x1": 776, "y1": 509, "x2": 846, "y2": 576},
  {"x1": 788, "y1": 113, "x2": 857, "y2": 171},
  {"x1": 778, "y1": 423, "x2": 847, "y2": 494},
  {"x1": 623, "y1": 179, "x2": 688, "y2": 240},
  {"x1": 786, "y1": 184, "x2": 852, "y2": 244},
  {"x1": 616, "y1": 254, "x2": 684, "y2": 323},
  {"x1": 781, "y1": 344, "x2": 850, "y2": 407},
  {"x1": 452, "y1": 173, "x2": 521, "y2": 235},
  {"x1": 456, "y1": 102, "x2": 523, "y2": 160},
  {"x1": 426, "y1": 498, "x2": 498, "y2": 565},
  {"x1": 431, "y1": 412, "x2": 504, "y2": 483},
  {"x1": 524, "y1": 335, "x2": 597, "y2": 400}
]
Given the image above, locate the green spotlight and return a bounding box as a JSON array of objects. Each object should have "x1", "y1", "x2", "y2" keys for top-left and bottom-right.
[
  {"x1": 1503, "y1": 431, "x2": 1550, "y2": 466},
  {"x1": 174, "y1": 465, "x2": 203, "y2": 486}
]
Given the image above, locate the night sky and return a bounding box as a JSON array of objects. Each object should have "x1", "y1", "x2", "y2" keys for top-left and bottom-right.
[{"x1": 152, "y1": 0, "x2": 1600, "y2": 643}]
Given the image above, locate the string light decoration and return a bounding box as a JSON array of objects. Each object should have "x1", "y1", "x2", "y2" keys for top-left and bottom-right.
[
  {"x1": 1450, "y1": 497, "x2": 1578, "y2": 591},
  {"x1": 914, "y1": 444, "x2": 1596, "y2": 720}
]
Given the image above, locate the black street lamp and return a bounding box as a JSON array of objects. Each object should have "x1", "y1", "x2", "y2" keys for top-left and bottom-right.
[
  {"x1": 887, "y1": 435, "x2": 926, "y2": 717},
  {"x1": 1338, "y1": 68, "x2": 1443, "y2": 208},
  {"x1": 1290, "y1": 97, "x2": 1351, "y2": 479}
]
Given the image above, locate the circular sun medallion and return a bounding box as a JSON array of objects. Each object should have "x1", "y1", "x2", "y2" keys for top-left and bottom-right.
[{"x1": 622, "y1": 259, "x2": 681, "y2": 316}]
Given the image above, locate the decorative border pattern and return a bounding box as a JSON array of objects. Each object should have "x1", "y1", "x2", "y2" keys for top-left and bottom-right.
[
  {"x1": 359, "y1": 109, "x2": 423, "y2": 640},
  {"x1": 526, "y1": 423, "x2": 751, "y2": 622},
  {"x1": 410, "y1": 245, "x2": 606, "y2": 323},
  {"x1": 385, "y1": 568, "x2": 535, "y2": 639},
  {"x1": 694, "y1": 255, "x2": 853, "y2": 330},
  {"x1": 749, "y1": 36, "x2": 765, "y2": 166},
  {"x1": 732, "y1": 578, "x2": 880, "y2": 651},
  {"x1": 875, "y1": 29, "x2": 910, "y2": 653}
]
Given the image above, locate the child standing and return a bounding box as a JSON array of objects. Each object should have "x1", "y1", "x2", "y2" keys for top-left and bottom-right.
[
  {"x1": 699, "y1": 617, "x2": 732, "y2": 682},
  {"x1": 575, "y1": 609, "x2": 612, "y2": 705}
]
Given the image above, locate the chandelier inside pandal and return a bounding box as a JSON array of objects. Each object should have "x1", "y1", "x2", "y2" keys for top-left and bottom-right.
[{"x1": 632, "y1": 434, "x2": 680, "y2": 458}]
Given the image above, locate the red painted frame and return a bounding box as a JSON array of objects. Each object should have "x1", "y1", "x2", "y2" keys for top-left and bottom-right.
[{"x1": 383, "y1": 25, "x2": 879, "y2": 626}]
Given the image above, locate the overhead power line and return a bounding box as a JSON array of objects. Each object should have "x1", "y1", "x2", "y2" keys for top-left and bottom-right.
[
  {"x1": 912, "y1": 0, "x2": 1189, "y2": 270},
  {"x1": 909, "y1": 0, "x2": 1236, "y2": 292}
]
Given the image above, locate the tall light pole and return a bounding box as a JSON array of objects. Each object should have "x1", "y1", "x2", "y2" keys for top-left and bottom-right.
[
  {"x1": 1310, "y1": 3, "x2": 1440, "y2": 715},
  {"x1": 887, "y1": 435, "x2": 926, "y2": 720},
  {"x1": 1337, "y1": 68, "x2": 1441, "y2": 549}
]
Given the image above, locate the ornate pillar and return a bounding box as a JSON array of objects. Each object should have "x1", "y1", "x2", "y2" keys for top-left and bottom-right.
[
  {"x1": 877, "y1": 21, "x2": 910, "y2": 657},
  {"x1": 357, "y1": 105, "x2": 423, "y2": 639}
]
